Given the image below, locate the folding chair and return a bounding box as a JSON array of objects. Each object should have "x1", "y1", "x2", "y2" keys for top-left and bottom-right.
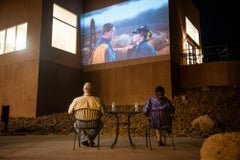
[
  {"x1": 73, "y1": 108, "x2": 103, "y2": 150},
  {"x1": 145, "y1": 108, "x2": 175, "y2": 150}
]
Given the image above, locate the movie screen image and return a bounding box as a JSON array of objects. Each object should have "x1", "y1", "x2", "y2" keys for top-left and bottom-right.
[{"x1": 81, "y1": 0, "x2": 169, "y2": 65}]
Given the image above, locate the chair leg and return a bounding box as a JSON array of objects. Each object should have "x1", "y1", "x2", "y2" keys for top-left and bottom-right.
[
  {"x1": 162, "y1": 128, "x2": 176, "y2": 150},
  {"x1": 171, "y1": 132, "x2": 176, "y2": 150},
  {"x1": 145, "y1": 129, "x2": 148, "y2": 148},
  {"x1": 78, "y1": 131, "x2": 81, "y2": 148},
  {"x1": 145, "y1": 128, "x2": 152, "y2": 149},
  {"x1": 149, "y1": 131, "x2": 152, "y2": 150},
  {"x1": 162, "y1": 130, "x2": 167, "y2": 146},
  {"x1": 97, "y1": 132, "x2": 100, "y2": 150},
  {"x1": 146, "y1": 129, "x2": 152, "y2": 150},
  {"x1": 73, "y1": 130, "x2": 82, "y2": 150},
  {"x1": 73, "y1": 132, "x2": 76, "y2": 150}
]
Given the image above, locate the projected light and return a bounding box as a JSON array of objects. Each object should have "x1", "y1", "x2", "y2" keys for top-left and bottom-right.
[{"x1": 81, "y1": 0, "x2": 170, "y2": 65}]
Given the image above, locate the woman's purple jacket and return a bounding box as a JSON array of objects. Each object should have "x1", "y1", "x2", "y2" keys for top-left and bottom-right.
[{"x1": 143, "y1": 96, "x2": 175, "y2": 128}]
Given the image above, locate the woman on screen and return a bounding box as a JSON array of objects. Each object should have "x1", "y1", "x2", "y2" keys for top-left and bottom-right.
[{"x1": 127, "y1": 25, "x2": 156, "y2": 59}]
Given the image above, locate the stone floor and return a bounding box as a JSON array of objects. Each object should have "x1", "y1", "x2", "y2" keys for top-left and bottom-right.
[{"x1": 0, "y1": 134, "x2": 205, "y2": 160}]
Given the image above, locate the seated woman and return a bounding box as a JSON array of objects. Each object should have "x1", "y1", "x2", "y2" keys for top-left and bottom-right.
[{"x1": 143, "y1": 86, "x2": 175, "y2": 146}]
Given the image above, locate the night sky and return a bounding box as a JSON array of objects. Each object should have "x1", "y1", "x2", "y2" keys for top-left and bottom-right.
[
  {"x1": 193, "y1": 0, "x2": 239, "y2": 46},
  {"x1": 192, "y1": 0, "x2": 240, "y2": 61}
]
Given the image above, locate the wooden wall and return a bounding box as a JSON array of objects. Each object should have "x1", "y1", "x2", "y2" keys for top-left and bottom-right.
[
  {"x1": 180, "y1": 61, "x2": 240, "y2": 89},
  {"x1": 36, "y1": 0, "x2": 83, "y2": 116},
  {"x1": 83, "y1": 56, "x2": 172, "y2": 106},
  {"x1": 1, "y1": 0, "x2": 239, "y2": 118},
  {"x1": 0, "y1": 0, "x2": 42, "y2": 117}
]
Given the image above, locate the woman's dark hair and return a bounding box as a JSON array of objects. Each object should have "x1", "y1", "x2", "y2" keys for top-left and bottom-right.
[
  {"x1": 155, "y1": 86, "x2": 165, "y2": 97},
  {"x1": 101, "y1": 23, "x2": 114, "y2": 35}
]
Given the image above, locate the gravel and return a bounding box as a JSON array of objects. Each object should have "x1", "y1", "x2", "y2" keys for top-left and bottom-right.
[{"x1": 1, "y1": 86, "x2": 240, "y2": 138}]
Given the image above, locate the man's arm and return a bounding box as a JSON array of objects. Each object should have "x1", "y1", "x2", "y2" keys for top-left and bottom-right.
[
  {"x1": 68, "y1": 99, "x2": 76, "y2": 114},
  {"x1": 100, "y1": 99, "x2": 106, "y2": 114}
]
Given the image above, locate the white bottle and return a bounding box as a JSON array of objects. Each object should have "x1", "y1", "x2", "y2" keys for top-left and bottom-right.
[
  {"x1": 134, "y1": 102, "x2": 139, "y2": 112},
  {"x1": 112, "y1": 102, "x2": 116, "y2": 111}
]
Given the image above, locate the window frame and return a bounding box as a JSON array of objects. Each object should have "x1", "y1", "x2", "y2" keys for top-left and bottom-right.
[{"x1": 51, "y1": 3, "x2": 77, "y2": 54}]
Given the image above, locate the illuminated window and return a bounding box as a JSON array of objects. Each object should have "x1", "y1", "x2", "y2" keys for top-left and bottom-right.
[
  {"x1": 16, "y1": 23, "x2": 28, "y2": 50},
  {"x1": 0, "y1": 30, "x2": 6, "y2": 55},
  {"x1": 184, "y1": 17, "x2": 202, "y2": 65},
  {"x1": 184, "y1": 41, "x2": 202, "y2": 65},
  {"x1": 185, "y1": 17, "x2": 199, "y2": 45},
  {"x1": 52, "y1": 4, "x2": 77, "y2": 54},
  {"x1": 0, "y1": 22, "x2": 28, "y2": 55},
  {"x1": 5, "y1": 26, "x2": 16, "y2": 53}
]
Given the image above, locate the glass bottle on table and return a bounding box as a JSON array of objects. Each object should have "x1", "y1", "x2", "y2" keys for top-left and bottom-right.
[
  {"x1": 134, "y1": 102, "x2": 139, "y2": 112},
  {"x1": 112, "y1": 102, "x2": 116, "y2": 112}
]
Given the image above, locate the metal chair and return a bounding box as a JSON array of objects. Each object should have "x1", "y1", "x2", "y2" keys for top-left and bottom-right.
[
  {"x1": 145, "y1": 108, "x2": 175, "y2": 150},
  {"x1": 73, "y1": 108, "x2": 103, "y2": 150}
]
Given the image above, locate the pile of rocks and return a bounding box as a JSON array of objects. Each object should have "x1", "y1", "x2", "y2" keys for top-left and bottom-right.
[{"x1": 1, "y1": 86, "x2": 240, "y2": 137}]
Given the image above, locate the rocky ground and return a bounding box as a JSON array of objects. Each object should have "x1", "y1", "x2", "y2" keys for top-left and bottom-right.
[{"x1": 1, "y1": 85, "x2": 240, "y2": 138}]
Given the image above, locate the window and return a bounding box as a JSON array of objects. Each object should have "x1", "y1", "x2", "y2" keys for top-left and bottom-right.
[
  {"x1": 183, "y1": 17, "x2": 202, "y2": 65},
  {"x1": 185, "y1": 17, "x2": 199, "y2": 45},
  {"x1": 0, "y1": 30, "x2": 6, "y2": 55},
  {"x1": 0, "y1": 22, "x2": 28, "y2": 55},
  {"x1": 16, "y1": 23, "x2": 28, "y2": 50},
  {"x1": 52, "y1": 4, "x2": 77, "y2": 54},
  {"x1": 5, "y1": 26, "x2": 16, "y2": 53}
]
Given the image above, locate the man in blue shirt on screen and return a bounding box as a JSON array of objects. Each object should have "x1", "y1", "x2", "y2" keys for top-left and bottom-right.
[
  {"x1": 127, "y1": 25, "x2": 156, "y2": 59},
  {"x1": 92, "y1": 23, "x2": 116, "y2": 64}
]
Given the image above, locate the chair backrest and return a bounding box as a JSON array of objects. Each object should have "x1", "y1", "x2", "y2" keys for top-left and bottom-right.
[
  {"x1": 148, "y1": 107, "x2": 174, "y2": 129},
  {"x1": 74, "y1": 108, "x2": 102, "y2": 121},
  {"x1": 74, "y1": 108, "x2": 103, "y2": 129}
]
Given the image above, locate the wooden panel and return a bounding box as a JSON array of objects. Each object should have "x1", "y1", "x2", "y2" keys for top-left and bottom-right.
[
  {"x1": 180, "y1": 61, "x2": 240, "y2": 89},
  {"x1": 0, "y1": 61, "x2": 39, "y2": 117},
  {"x1": 83, "y1": 60, "x2": 172, "y2": 106},
  {"x1": 0, "y1": 0, "x2": 42, "y2": 117}
]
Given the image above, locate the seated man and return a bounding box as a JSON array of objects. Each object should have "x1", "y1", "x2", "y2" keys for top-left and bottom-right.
[
  {"x1": 68, "y1": 82, "x2": 106, "y2": 147},
  {"x1": 143, "y1": 86, "x2": 175, "y2": 146}
]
